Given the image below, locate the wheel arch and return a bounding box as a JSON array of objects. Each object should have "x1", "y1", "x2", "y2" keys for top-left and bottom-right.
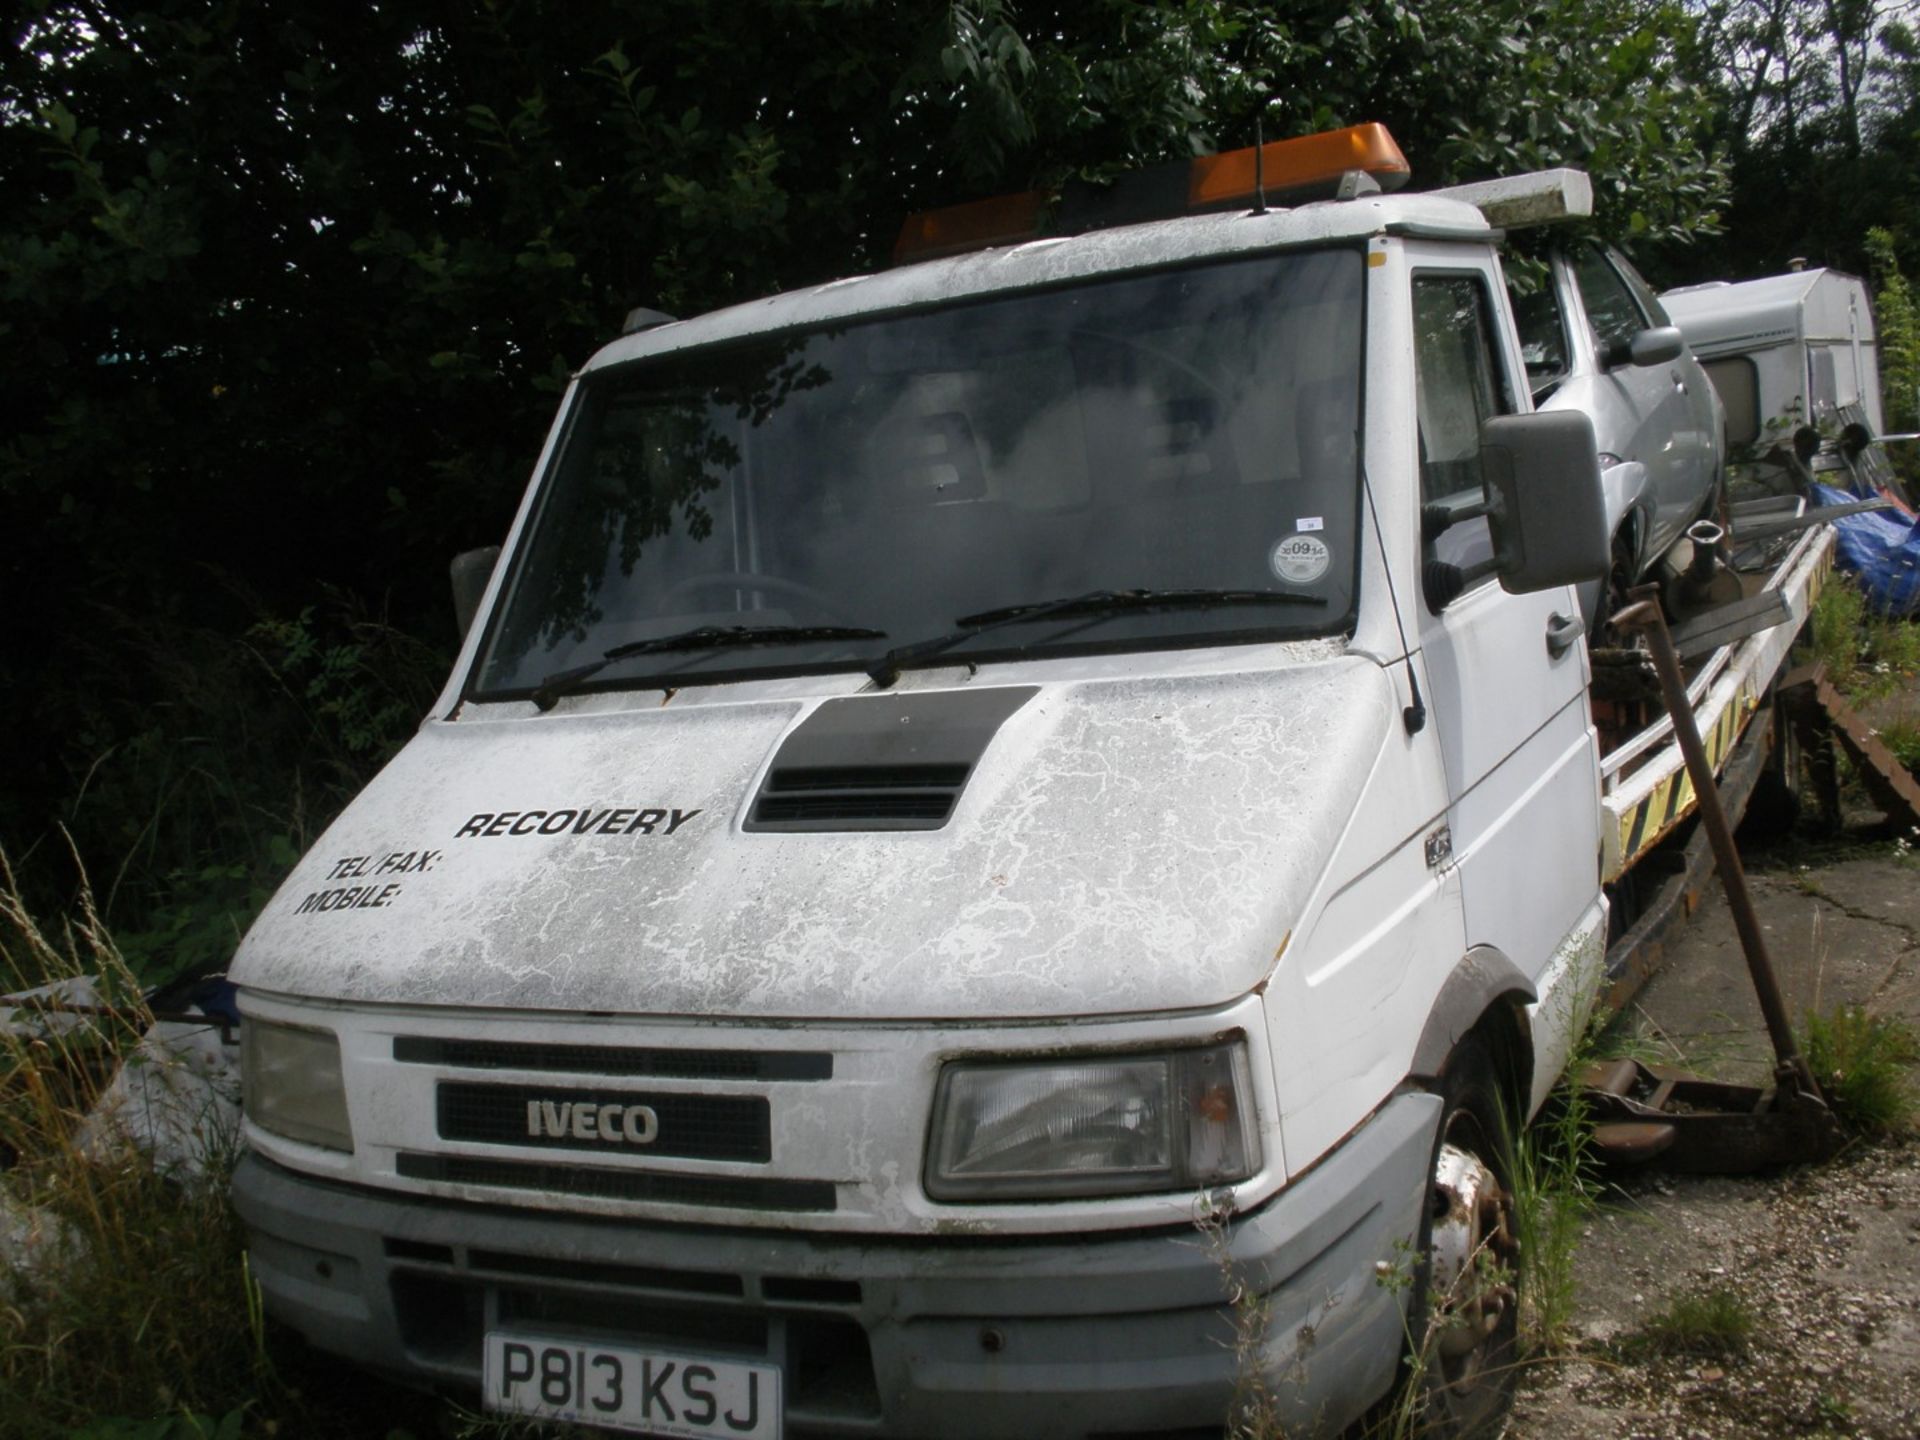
[{"x1": 1409, "y1": 945, "x2": 1536, "y2": 1109}]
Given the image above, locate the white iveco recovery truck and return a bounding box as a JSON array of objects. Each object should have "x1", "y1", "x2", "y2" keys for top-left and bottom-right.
[{"x1": 230, "y1": 125, "x2": 1827, "y2": 1438}]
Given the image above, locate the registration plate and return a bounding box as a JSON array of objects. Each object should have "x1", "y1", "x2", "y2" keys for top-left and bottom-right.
[{"x1": 484, "y1": 1330, "x2": 781, "y2": 1439}]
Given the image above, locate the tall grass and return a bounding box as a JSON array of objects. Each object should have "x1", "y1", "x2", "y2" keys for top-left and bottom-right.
[
  {"x1": 1808, "y1": 574, "x2": 1920, "y2": 701},
  {"x1": 1803, "y1": 1004, "x2": 1920, "y2": 1136},
  {"x1": 1508, "y1": 1084, "x2": 1595, "y2": 1353},
  {"x1": 0, "y1": 854, "x2": 264, "y2": 1438}
]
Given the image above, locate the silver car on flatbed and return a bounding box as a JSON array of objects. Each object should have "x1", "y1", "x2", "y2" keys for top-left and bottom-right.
[{"x1": 1509, "y1": 246, "x2": 1726, "y2": 623}]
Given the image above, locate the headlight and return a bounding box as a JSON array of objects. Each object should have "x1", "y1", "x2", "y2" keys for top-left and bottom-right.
[
  {"x1": 243, "y1": 1020, "x2": 354, "y2": 1152},
  {"x1": 925, "y1": 1041, "x2": 1258, "y2": 1201}
]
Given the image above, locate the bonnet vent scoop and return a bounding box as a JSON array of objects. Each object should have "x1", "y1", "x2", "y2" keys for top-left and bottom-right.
[{"x1": 746, "y1": 687, "x2": 1038, "y2": 833}]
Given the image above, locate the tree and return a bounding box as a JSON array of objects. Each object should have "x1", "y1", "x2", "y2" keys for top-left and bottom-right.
[{"x1": 0, "y1": 0, "x2": 1731, "y2": 970}]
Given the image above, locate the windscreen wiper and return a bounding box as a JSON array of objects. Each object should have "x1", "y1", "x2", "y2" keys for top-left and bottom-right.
[
  {"x1": 867, "y1": 587, "x2": 1327, "y2": 687},
  {"x1": 531, "y1": 624, "x2": 886, "y2": 710}
]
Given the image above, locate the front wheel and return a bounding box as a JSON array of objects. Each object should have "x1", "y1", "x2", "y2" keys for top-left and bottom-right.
[{"x1": 1413, "y1": 1037, "x2": 1521, "y2": 1437}]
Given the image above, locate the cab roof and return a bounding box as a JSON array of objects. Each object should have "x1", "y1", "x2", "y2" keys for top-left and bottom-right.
[{"x1": 583, "y1": 190, "x2": 1491, "y2": 375}]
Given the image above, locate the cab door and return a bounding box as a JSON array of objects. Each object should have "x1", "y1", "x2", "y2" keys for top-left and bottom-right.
[{"x1": 1408, "y1": 251, "x2": 1603, "y2": 994}]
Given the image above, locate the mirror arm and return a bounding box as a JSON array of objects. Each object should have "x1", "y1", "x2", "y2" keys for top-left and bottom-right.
[
  {"x1": 1423, "y1": 556, "x2": 1499, "y2": 611},
  {"x1": 1421, "y1": 499, "x2": 1490, "y2": 541}
]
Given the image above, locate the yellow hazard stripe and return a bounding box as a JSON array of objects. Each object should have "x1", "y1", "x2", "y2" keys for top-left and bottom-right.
[
  {"x1": 1613, "y1": 676, "x2": 1761, "y2": 872},
  {"x1": 1608, "y1": 529, "x2": 1831, "y2": 879}
]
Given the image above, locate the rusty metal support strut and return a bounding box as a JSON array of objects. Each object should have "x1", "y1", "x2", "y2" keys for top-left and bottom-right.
[{"x1": 1612, "y1": 592, "x2": 1823, "y2": 1101}]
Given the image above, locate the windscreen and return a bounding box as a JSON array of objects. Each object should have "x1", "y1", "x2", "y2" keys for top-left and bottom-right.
[{"x1": 475, "y1": 247, "x2": 1365, "y2": 697}]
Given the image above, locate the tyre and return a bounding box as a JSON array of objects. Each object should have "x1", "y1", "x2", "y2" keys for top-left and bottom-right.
[
  {"x1": 1413, "y1": 1036, "x2": 1521, "y2": 1438},
  {"x1": 1581, "y1": 526, "x2": 1638, "y2": 649},
  {"x1": 1738, "y1": 694, "x2": 1804, "y2": 841}
]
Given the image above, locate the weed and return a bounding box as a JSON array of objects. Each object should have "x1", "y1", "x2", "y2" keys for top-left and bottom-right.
[
  {"x1": 1808, "y1": 573, "x2": 1920, "y2": 704},
  {"x1": 1803, "y1": 1004, "x2": 1920, "y2": 1135},
  {"x1": 1192, "y1": 1192, "x2": 1288, "y2": 1439},
  {"x1": 0, "y1": 853, "x2": 443, "y2": 1438},
  {"x1": 1876, "y1": 712, "x2": 1920, "y2": 775},
  {"x1": 1810, "y1": 576, "x2": 1869, "y2": 693},
  {"x1": 1814, "y1": 1388, "x2": 1856, "y2": 1428},
  {"x1": 0, "y1": 854, "x2": 262, "y2": 1438},
  {"x1": 1509, "y1": 941, "x2": 1607, "y2": 1353},
  {"x1": 69, "y1": 1409, "x2": 250, "y2": 1440},
  {"x1": 450, "y1": 1407, "x2": 607, "y2": 1438},
  {"x1": 1509, "y1": 1089, "x2": 1594, "y2": 1353},
  {"x1": 1629, "y1": 1283, "x2": 1757, "y2": 1358}
]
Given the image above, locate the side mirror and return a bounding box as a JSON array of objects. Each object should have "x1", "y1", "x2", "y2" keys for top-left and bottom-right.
[
  {"x1": 450, "y1": 546, "x2": 502, "y2": 641},
  {"x1": 1600, "y1": 324, "x2": 1684, "y2": 371},
  {"x1": 1481, "y1": 411, "x2": 1608, "y2": 595}
]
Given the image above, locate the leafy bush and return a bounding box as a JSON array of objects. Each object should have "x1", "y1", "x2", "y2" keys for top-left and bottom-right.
[{"x1": 8, "y1": 592, "x2": 445, "y2": 992}]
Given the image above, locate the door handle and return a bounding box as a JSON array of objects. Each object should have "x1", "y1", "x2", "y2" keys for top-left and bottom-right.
[{"x1": 1546, "y1": 611, "x2": 1584, "y2": 659}]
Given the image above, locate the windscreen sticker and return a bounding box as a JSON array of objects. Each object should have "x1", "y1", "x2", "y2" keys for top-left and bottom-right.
[
  {"x1": 455, "y1": 807, "x2": 702, "y2": 838},
  {"x1": 1270, "y1": 535, "x2": 1331, "y2": 584},
  {"x1": 1294, "y1": 516, "x2": 1324, "y2": 532}
]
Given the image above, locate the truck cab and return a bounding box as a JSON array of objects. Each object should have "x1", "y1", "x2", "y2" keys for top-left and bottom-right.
[{"x1": 232, "y1": 126, "x2": 1611, "y2": 1438}]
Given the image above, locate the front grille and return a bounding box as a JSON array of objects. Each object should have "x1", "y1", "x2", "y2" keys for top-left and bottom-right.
[
  {"x1": 398, "y1": 1153, "x2": 836, "y2": 1211},
  {"x1": 501, "y1": 1288, "x2": 769, "y2": 1351},
  {"x1": 437, "y1": 1082, "x2": 769, "y2": 1162},
  {"x1": 469, "y1": 1249, "x2": 745, "y2": 1298},
  {"x1": 394, "y1": 1036, "x2": 832, "y2": 1081}
]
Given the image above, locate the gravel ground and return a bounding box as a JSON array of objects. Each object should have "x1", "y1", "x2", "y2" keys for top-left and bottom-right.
[
  {"x1": 1510, "y1": 849, "x2": 1920, "y2": 1438},
  {"x1": 1511, "y1": 1141, "x2": 1920, "y2": 1438}
]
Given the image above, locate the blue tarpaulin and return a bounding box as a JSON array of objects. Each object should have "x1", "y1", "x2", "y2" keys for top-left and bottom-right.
[{"x1": 1812, "y1": 481, "x2": 1920, "y2": 615}]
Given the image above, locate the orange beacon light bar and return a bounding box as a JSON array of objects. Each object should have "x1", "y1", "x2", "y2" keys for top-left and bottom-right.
[
  {"x1": 1188, "y1": 122, "x2": 1409, "y2": 207},
  {"x1": 894, "y1": 123, "x2": 1412, "y2": 265},
  {"x1": 891, "y1": 190, "x2": 1049, "y2": 265}
]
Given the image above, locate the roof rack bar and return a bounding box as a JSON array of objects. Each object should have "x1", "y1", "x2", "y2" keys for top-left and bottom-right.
[{"x1": 1428, "y1": 169, "x2": 1592, "y2": 230}]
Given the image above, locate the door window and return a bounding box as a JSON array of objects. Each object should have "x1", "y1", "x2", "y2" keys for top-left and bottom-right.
[
  {"x1": 1510, "y1": 278, "x2": 1571, "y2": 400},
  {"x1": 1413, "y1": 274, "x2": 1516, "y2": 594},
  {"x1": 1571, "y1": 248, "x2": 1648, "y2": 353},
  {"x1": 1608, "y1": 249, "x2": 1674, "y2": 327}
]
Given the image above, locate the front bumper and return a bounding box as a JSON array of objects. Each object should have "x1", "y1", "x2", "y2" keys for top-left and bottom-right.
[{"x1": 234, "y1": 1091, "x2": 1440, "y2": 1438}]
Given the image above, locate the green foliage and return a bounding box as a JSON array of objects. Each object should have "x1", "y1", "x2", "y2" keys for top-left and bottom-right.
[
  {"x1": 1511, "y1": 1070, "x2": 1599, "y2": 1352},
  {"x1": 0, "y1": 869, "x2": 441, "y2": 1438},
  {"x1": 68, "y1": 1408, "x2": 250, "y2": 1440},
  {"x1": 0, "y1": 0, "x2": 1738, "y2": 972},
  {"x1": 1808, "y1": 572, "x2": 1920, "y2": 697},
  {"x1": 1812, "y1": 576, "x2": 1871, "y2": 690},
  {"x1": 0, "y1": 879, "x2": 258, "y2": 1438},
  {"x1": 1292, "y1": 0, "x2": 1728, "y2": 248},
  {"x1": 1868, "y1": 226, "x2": 1920, "y2": 492},
  {"x1": 1868, "y1": 227, "x2": 1920, "y2": 436},
  {"x1": 1878, "y1": 712, "x2": 1920, "y2": 775},
  {"x1": 1803, "y1": 1003, "x2": 1920, "y2": 1135},
  {"x1": 0, "y1": 594, "x2": 443, "y2": 991},
  {"x1": 1628, "y1": 1284, "x2": 1757, "y2": 1358}
]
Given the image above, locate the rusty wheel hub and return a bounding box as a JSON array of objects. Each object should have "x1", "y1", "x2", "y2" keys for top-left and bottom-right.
[{"x1": 1429, "y1": 1142, "x2": 1518, "y2": 1368}]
